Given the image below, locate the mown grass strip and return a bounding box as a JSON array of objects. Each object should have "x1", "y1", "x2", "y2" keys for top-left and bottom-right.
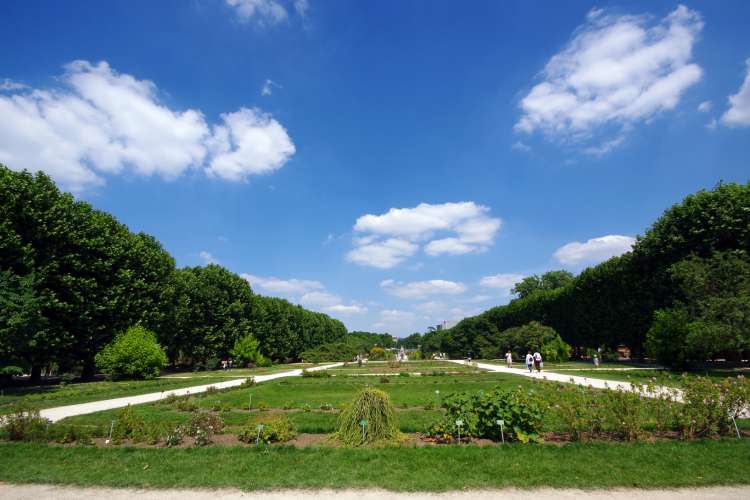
[{"x1": 1, "y1": 440, "x2": 749, "y2": 491}]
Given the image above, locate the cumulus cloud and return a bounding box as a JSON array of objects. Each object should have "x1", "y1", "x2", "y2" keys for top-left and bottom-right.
[
  {"x1": 0, "y1": 79, "x2": 28, "y2": 91},
  {"x1": 242, "y1": 273, "x2": 364, "y2": 317},
  {"x1": 294, "y1": 0, "x2": 309, "y2": 17},
  {"x1": 0, "y1": 61, "x2": 295, "y2": 191},
  {"x1": 554, "y1": 235, "x2": 635, "y2": 266},
  {"x1": 720, "y1": 58, "x2": 750, "y2": 127},
  {"x1": 374, "y1": 309, "x2": 417, "y2": 332},
  {"x1": 515, "y1": 5, "x2": 703, "y2": 155},
  {"x1": 226, "y1": 0, "x2": 288, "y2": 24},
  {"x1": 479, "y1": 273, "x2": 526, "y2": 293},
  {"x1": 347, "y1": 202, "x2": 501, "y2": 268},
  {"x1": 381, "y1": 279, "x2": 467, "y2": 300},
  {"x1": 512, "y1": 141, "x2": 531, "y2": 153},
  {"x1": 199, "y1": 251, "x2": 219, "y2": 265},
  {"x1": 697, "y1": 100, "x2": 712, "y2": 113},
  {"x1": 241, "y1": 273, "x2": 324, "y2": 295},
  {"x1": 326, "y1": 304, "x2": 367, "y2": 315}
]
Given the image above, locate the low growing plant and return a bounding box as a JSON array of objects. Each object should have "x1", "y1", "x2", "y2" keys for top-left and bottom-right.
[
  {"x1": 239, "y1": 415, "x2": 296, "y2": 444},
  {"x1": 336, "y1": 387, "x2": 400, "y2": 446},
  {"x1": 1, "y1": 408, "x2": 50, "y2": 441}
]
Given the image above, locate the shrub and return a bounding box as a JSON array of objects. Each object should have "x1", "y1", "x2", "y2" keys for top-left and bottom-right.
[
  {"x1": 379, "y1": 377, "x2": 390, "y2": 384},
  {"x1": 1, "y1": 409, "x2": 50, "y2": 441},
  {"x1": 165, "y1": 425, "x2": 185, "y2": 447},
  {"x1": 398, "y1": 372, "x2": 410, "y2": 378},
  {"x1": 551, "y1": 384, "x2": 606, "y2": 441},
  {"x1": 680, "y1": 375, "x2": 750, "y2": 438},
  {"x1": 301, "y1": 342, "x2": 358, "y2": 363},
  {"x1": 427, "y1": 387, "x2": 544, "y2": 443},
  {"x1": 240, "y1": 378, "x2": 257, "y2": 388},
  {"x1": 112, "y1": 405, "x2": 147, "y2": 443},
  {"x1": 302, "y1": 403, "x2": 312, "y2": 413},
  {"x1": 601, "y1": 387, "x2": 648, "y2": 441},
  {"x1": 336, "y1": 387, "x2": 400, "y2": 446},
  {"x1": 186, "y1": 412, "x2": 225, "y2": 439},
  {"x1": 49, "y1": 424, "x2": 93, "y2": 445},
  {"x1": 301, "y1": 369, "x2": 331, "y2": 378},
  {"x1": 95, "y1": 325, "x2": 167, "y2": 379},
  {"x1": 176, "y1": 398, "x2": 199, "y2": 412},
  {"x1": 239, "y1": 415, "x2": 296, "y2": 444},
  {"x1": 230, "y1": 334, "x2": 267, "y2": 368}
]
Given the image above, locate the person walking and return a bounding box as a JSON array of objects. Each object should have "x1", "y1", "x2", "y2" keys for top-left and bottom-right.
[
  {"x1": 505, "y1": 350, "x2": 513, "y2": 368},
  {"x1": 593, "y1": 353, "x2": 599, "y2": 368},
  {"x1": 533, "y1": 351, "x2": 543, "y2": 373},
  {"x1": 525, "y1": 352, "x2": 533, "y2": 373}
]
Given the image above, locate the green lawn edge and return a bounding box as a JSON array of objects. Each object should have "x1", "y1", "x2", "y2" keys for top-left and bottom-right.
[{"x1": 1, "y1": 440, "x2": 749, "y2": 491}]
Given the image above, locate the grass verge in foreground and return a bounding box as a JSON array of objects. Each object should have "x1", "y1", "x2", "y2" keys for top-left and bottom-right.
[{"x1": 1, "y1": 440, "x2": 749, "y2": 491}]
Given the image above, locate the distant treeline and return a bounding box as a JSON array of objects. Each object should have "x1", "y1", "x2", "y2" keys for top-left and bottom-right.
[
  {"x1": 0, "y1": 165, "x2": 346, "y2": 379},
  {"x1": 422, "y1": 182, "x2": 750, "y2": 362}
]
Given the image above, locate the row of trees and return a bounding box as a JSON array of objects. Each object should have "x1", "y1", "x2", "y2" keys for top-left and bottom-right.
[
  {"x1": 423, "y1": 182, "x2": 750, "y2": 366},
  {"x1": 0, "y1": 166, "x2": 347, "y2": 379}
]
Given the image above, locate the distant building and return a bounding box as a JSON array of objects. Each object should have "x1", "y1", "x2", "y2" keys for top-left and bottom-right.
[{"x1": 435, "y1": 320, "x2": 458, "y2": 331}]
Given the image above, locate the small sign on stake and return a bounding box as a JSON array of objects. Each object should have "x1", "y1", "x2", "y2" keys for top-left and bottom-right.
[
  {"x1": 455, "y1": 419, "x2": 464, "y2": 444},
  {"x1": 729, "y1": 412, "x2": 742, "y2": 439},
  {"x1": 496, "y1": 419, "x2": 505, "y2": 444},
  {"x1": 105, "y1": 420, "x2": 115, "y2": 445},
  {"x1": 359, "y1": 418, "x2": 368, "y2": 443},
  {"x1": 248, "y1": 394, "x2": 253, "y2": 412}
]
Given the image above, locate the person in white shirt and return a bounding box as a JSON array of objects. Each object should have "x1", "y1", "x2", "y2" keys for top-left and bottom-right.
[
  {"x1": 505, "y1": 350, "x2": 513, "y2": 368},
  {"x1": 533, "y1": 351, "x2": 542, "y2": 373},
  {"x1": 525, "y1": 352, "x2": 533, "y2": 373}
]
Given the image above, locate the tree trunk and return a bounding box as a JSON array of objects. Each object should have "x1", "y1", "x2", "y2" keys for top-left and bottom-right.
[{"x1": 30, "y1": 365, "x2": 42, "y2": 383}]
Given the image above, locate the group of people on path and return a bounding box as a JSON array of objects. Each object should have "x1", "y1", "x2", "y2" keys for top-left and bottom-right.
[{"x1": 505, "y1": 350, "x2": 543, "y2": 373}]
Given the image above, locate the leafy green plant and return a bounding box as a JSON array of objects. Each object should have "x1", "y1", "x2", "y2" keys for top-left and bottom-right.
[
  {"x1": 427, "y1": 387, "x2": 544, "y2": 443},
  {"x1": 379, "y1": 377, "x2": 390, "y2": 384},
  {"x1": 680, "y1": 375, "x2": 750, "y2": 438},
  {"x1": 95, "y1": 325, "x2": 167, "y2": 380},
  {"x1": 112, "y1": 405, "x2": 147, "y2": 443},
  {"x1": 239, "y1": 415, "x2": 296, "y2": 444},
  {"x1": 1, "y1": 408, "x2": 50, "y2": 441},
  {"x1": 336, "y1": 387, "x2": 400, "y2": 446},
  {"x1": 231, "y1": 333, "x2": 267, "y2": 368},
  {"x1": 176, "y1": 398, "x2": 199, "y2": 412},
  {"x1": 301, "y1": 369, "x2": 331, "y2": 378},
  {"x1": 186, "y1": 412, "x2": 225, "y2": 443},
  {"x1": 165, "y1": 425, "x2": 185, "y2": 447}
]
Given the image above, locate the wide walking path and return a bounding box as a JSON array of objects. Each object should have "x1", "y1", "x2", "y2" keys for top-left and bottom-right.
[
  {"x1": 3, "y1": 484, "x2": 750, "y2": 500},
  {"x1": 449, "y1": 360, "x2": 683, "y2": 400},
  {"x1": 39, "y1": 363, "x2": 343, "y2": 423}
]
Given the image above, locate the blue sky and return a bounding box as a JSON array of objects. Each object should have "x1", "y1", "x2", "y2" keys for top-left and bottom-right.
[{"x1": 1, "y1": 0, "x2": 749, "y2": 336}]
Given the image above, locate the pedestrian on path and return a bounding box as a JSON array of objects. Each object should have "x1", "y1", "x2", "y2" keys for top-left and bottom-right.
[
  {"x1": 505, "y1": 350, "x2": 513, "y2": 368},
  {"x1": 525, "y1": 352, "x2": 533, "y2": 373},
  {"x1": 593, "y1": 354, "x2": 599, "y2": 368},
  {"x1": 533, "y1": 351, "x2": 542, "y2": 373}
]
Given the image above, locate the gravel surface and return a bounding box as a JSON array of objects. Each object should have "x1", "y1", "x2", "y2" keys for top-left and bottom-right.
[{"x1": 2, "y1": 484, "x2": 750, "y2": 500}]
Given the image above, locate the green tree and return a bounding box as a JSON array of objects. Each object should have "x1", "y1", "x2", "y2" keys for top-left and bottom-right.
[
  {"x1": 230, "y1": 333, "x2": 267, "y2": 367},
  {"x1": 511, "y1": 270, "x2": 575, "y2": 299},
  {"x1": 95, "y1": 325, "x2": 167, "y2": 379}
]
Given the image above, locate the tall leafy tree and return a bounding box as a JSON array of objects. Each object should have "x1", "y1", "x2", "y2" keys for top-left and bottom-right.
[{"x1": 511, "y1": 270, "x2": 575, "y2": 299}]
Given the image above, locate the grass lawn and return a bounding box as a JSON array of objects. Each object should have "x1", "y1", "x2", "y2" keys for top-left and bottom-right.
[
  {"x1": 0, "y1": 363, "x2": 309, "y2": 414},
  {"x1": 329, "y1": 360, "x2": 484, "y2": 375},
  {"x1": 1, "y1": 440, "x2": 749, "y2": 490}
]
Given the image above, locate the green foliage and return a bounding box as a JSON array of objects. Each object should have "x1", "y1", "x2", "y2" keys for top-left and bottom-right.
[
  {"x1": 239, "y1": 414, "x2": 296, "y2": 444},
  {"x1": 336, "y1": 387, "x2": 400, "y2": 446},
  {"x1": 95, "y1": 325, "x2": 167, "y2": 380},
  {"x1": 186, "y1": 412, "x2": 224, "y2": 446},
  {"x1": 346, "y1": 331, "x2": 395, "y2": 353},
  {"x1": 646, "y1": 308, "x2": 690, "y2": 368},
  {"x1": 428, "y1": 387, "x2": 544, "y2": 443},
  {"x1": 511, "y1": 270, "x2": 575, "y2": 299},
  {"x1": 679, "y1": 376, "x2": 750, "y2": 438},
  {"x1": 1, "y1": 408, "x2": 49, "y2": 441},
  {"x1": 498, "y1": 321, "x2": 570, "y2": 360},
  {"x1": 301, "y1": 342, "x2": 357, "y2": 363},
  {"x1": 301, "y1": 369, "x2": 331, "y2": 378},
  {"x1": 369, "y1": 346, "x2": 393, "y2": 360},
  {"x1": 230, "y1": 334, "x2": 266, "y2": 368},
  {"x1": 112, "y1": 405, "x2": 147, "y2": 443}
]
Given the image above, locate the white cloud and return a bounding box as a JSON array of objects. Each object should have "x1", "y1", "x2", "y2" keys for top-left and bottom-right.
[
  {"x1": 261, "y1": 79, "x2": 280, "y2": 96},
  {"x1": 199, "y1": 251, "x2": 219, "y2": 265},
  {"x1": 720, "y1": 58, "x2": 750, "y2": 127},
  {"x1": 515, "y1": 5, "x2": 703, "y2": 155},
  {"x1": 241, "y1": 273, "x2": 324, "y2": 295},
  {"x1": 512, "y1": 141, "x2": 531, "y2": 152},
  {"x1": 205, "y1": 107, "x2": 295, "y2": 181},
  {"x1": 554, "y1": 234, "x2": 635, "y2": 266},
  {"x1": 381, "y1": 279, "x2": 467, "y2": 300},
  {"x1": 300, "y1": 291, "x2": 340, "y2": 307},
  {"x1": 346, "y1": 238, "x2": 418, "y2": 269},
  {"x1": 479, "y1": 273, "x2": 525, "y2": 293},
  {"x1": 226, "y1": 0, "x2": 288, "y2": 24},
  {"x1": 0, "y1": 61, "x2": 295, "y2": 191},
  {"x1": 0, "y1": 79, "x2": 28, "y2": 91},
  {"x1": 294, "y1": 0, "x2": 309, "y2": 17},
  {"x1": 348, "y1": 202, "x2": 501, "y2": 267},
  {"x1": 326, "y1": 304, "x2": 367, "y2": 315},
  {"x1": 697, "y1": 100, "x2": 712, "y2": 113},
  {"x1": 374, "y1": 309, "x2": 417, "y2": 332}
]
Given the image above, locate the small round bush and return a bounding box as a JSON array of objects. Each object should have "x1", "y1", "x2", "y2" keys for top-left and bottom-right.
[
  {"x1": 336, "y1": 387, "x2": 399, "y2": 446},
  {"x1": 95, "y1": 325, "x2": 167, "y2": 379}
]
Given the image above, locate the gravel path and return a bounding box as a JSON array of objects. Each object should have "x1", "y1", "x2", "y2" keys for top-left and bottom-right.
[
  {"x1": 38, "y1": 363, "x2": 344, "y2": 423},
  {"x1": 2, "y1": 484, "x2": 750, "y2": 500},
  {"x1": 449, "y1": 360, "x2": 684, "y2": 400}
]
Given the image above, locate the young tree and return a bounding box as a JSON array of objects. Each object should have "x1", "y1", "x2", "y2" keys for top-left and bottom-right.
[{"x1": 95, "y1": 325, "x2": 168, "y2": 379}]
